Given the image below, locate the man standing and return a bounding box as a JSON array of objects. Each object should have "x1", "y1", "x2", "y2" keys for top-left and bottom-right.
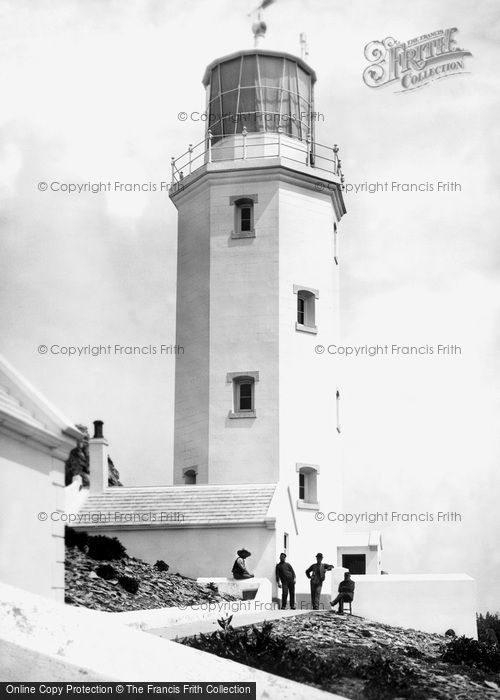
[
  {"x1": 305, "y1": 553, "x2": 334, "y2": 610},
  {"x1": 330, "y1": 572, "x2": 355, "y2": 614},
  {"x1": 275, "y1": 553, "x2": 296, "y2": 610}
]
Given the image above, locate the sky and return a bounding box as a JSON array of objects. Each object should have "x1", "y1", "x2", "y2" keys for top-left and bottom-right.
[{"x1": 0, "y1": 0, "x2": 499, "y2": 612}]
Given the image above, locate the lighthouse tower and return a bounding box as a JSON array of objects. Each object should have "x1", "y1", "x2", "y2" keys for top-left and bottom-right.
[{"x1": 169, "y1": 32, "x2": 346, "y2": 575}]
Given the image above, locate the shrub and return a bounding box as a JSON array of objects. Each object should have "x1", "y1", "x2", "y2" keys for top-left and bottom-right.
[
  {"x1": 65, "y1": 527, "x2": 89, "y2": 551},
  {"x1": 118, "y1": 575, "x2": 139, "y2": 594},
  {"x1": 183, "y1": 621, "x2": 349, "y2": 686},
  {"x1": 442, "y1": 635, "x2": 500, "y2": 673},
  {"x1": 362, "y1": 655, "x2": 417, "y2": 698},
  {"x1": 95, "y1": 564, "x2": 118, "y2": 580},
  {"x1": 87, "y1": 534, "x2": 127, "y2": 561},
  {"x1": 477, "y1": 612, "x2": 500, "y2": 645},
  {"x1": 154, "y1": 560, "x2": 169, "y2": 572}
]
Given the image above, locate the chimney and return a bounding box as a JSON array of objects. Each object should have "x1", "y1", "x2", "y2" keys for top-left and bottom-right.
[{"x1": 88, "y1": 420, "x2": 109, "y2": 492}]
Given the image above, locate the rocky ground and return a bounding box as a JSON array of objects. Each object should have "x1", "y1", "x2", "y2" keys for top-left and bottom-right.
[
  {"x1": 65, "y1": 544, "x2": 237, "y2": 612},
  {"x1": 238, "y1": 612, "x2": 500, "y2": 699},
  {"x1": 181, "y1": 610, "x2": 500, "y2": 699}
]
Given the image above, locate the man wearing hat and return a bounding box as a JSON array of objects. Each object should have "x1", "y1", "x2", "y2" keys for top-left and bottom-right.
[
  {"x1": 330, "y1": 571, "x2": 355, "y2": 614},
  {"x1": 231, "y1": 548, "x2": 254, "y2": 580},
  {"x1": 275, "y1": 553, "x2": 296, "y2": 610},
  {"x1": 305, "y1": 552, "x2": 334, "y2": 610}
]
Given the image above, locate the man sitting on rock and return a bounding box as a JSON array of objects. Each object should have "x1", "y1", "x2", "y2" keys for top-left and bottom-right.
[
  {"x1": 330, "y1": 572, "x2": 355, "y2": 614},
  {"x1": 231, "y1": 548, "x2": 254, "y2": 580}
]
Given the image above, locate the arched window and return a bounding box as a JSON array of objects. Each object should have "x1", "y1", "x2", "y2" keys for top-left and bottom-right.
[
  {"x1": 297, "y1": 463, "x2": 319, "y2": 508},
  {"x1": 294, "y1": 285, "x2": 318, "y2": 333},
  {"x1": 230, "y1": 195, "x2": 258, "y2": 238},
  {"x1": 183, "y1": 468, "x2": 197, "y2": 485},
  {"x1": 227, "y1": 371, "x2": 259, "y2": 418}
]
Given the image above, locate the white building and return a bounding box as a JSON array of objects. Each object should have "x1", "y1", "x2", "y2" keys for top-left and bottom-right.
[
  {"x1": 70, "y1": 43, "x2": 477, "y2": 636},
  {"x1": 0, "y1": 355, "x2": 82, "y2": 602},
  {"x1": 73, "y1": 46, "x2": 357, "y2": 582}
]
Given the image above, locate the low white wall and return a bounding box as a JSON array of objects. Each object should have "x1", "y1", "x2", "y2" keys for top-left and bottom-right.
[
  {"x1": 197, "y1": 577, "x2": 272, "y2": 604},
  {"x1": 77, "y1": 526, "x2": 276, "y2": 581},
  {"x1": 331, "y1": 569, "x2": 477, "y2": 638},
  {"x1": 113, "y1": 600, "x2": 278, "y2": 631},
  {"x1": 0, "y1": 582, "x2": 343, "y2": 699}
]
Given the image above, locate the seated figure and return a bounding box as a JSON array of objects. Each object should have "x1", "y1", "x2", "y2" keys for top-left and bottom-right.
[
  {"x1": 232, "y1": 548, "x2": 254, "y2": 580},
  {"x1": 330, "y1": 572, "x2": 355, "y2": 613}
]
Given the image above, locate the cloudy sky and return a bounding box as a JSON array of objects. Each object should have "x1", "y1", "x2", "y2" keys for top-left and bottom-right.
[{"x1": 1, "y1": 0, "x2": 499, "y2": 612}]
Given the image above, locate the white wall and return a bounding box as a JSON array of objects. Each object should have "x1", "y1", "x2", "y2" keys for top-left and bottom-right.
[
  {"x1": 278, "y1": 177, "x2": 344, "y2": 579},
  {"x1": 0, "y1": 435, "x2": 65, "y2": 602},
  {"x1": 331, "y1": 569, "x2": 477, "y2": 638},
  {"x1": 173, "y1": 184, "x2": 211, "y2": 483},
  {"x1": 208, "y1": 174, "x2": 280, "y2": 484},
  {"x1": 82, "y1": 525, "x2": 277, "y2": 581},
  {"x1": 0, "y1": 581, "x2": 342, "y2": 698}
]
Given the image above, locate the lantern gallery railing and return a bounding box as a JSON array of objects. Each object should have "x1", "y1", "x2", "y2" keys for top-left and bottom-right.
[{"x1": 170, "y1": 128, "x2": 345, "y2": 188}]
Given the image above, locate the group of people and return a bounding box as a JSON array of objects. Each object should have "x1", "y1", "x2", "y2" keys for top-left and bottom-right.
[{"x1": 231, "y1": 548, "x2": 355, "y2": 613}]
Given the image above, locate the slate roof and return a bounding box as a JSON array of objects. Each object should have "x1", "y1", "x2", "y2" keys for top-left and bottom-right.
[
  {"x1": 338, "y1": 531, "x2": 383, "y2": 550},
  {"x1": 75, "y1": 483, "x2": 277, "y2": 529},
  {"x1": 0, "y1": 355, "x2": 82, "y2": 448}
]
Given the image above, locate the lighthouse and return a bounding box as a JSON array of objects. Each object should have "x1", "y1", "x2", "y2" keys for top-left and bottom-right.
[{"x1": 169, "y1": 29, "x2": 347, "y2": 572}]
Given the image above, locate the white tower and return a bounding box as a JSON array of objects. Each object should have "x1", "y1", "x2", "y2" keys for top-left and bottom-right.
[{"x1": 170, "y1": 45, "x2": 346, "y2": 570}]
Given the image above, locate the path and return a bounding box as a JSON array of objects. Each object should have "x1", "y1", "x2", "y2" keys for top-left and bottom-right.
[{"x1": 149, "y1": 607, "x2": 311, "y2": 640}]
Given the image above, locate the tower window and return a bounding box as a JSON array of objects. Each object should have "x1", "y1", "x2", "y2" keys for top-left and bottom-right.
[
  {"x1": 336, "y1": 389, "x2": 341, "y2": 433},
  {"x1": 227, "y1": 371, "x2": 259, "y2": 418},
  {"x1": 294, "y1": 285, "x2": 318, "y2": 333},
  {"x1": 237, "y1": 380, "x2": 254, "y2": 411},
  {"x1": 230, "y1": 195, "x2": 258, "y2": 238},
  {"x1": 334, "y1": 222, "x2": 339, "y2": 264},
  {"x1": 296, "y1": 463, "x2": 319, "y2": 509},
  {"x1": 299, "y1": 472, "x2": 305, "y2": 500},
  {"x1": 183, "y1": 467, "x2": 197, "y2": 485},
  {"x1": 240, "y1": 204, "x2": 252, "y2": 232}
]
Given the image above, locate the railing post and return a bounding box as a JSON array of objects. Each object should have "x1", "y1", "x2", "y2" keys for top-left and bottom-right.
[
  {"x1": 188, "y1": 144, "x2": 193, "y2": 175},
  {"x1": 277, "y1": 125, "x2": 282, "y2": 158},
  {"x1": 170, "y1": 157, "x2": 175, "y2": 184},
  {"x1": 333, "y1": 144, "x2": 339, "y2": 175},
  {"x1": 306, "y1": 135, "x2": 311, "y2": 165},
  {"x1": 207, "y1": 130, "x2": 213, "y2": 164},
  {"x1": 242, "y1": 126, "x2": 247, "y2": 160}
]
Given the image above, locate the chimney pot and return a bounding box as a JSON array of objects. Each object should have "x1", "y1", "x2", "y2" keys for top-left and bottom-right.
[{"x1": 93, "y1": 420, "x2": 104, "y2": 439}]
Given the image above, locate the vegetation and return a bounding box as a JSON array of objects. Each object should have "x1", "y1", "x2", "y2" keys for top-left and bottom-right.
[
  {"x1": 182, "y1": 617, "x2": 420, "y2": 699},
  {"x1": 442, "y1": 635, "x2": 500, "y2": 673},
  {"x1": 117, "y1": 575, "x2": 140, "y2": 595},
  {"x1": 477, "y1": 612, "x2": 500, "y2": 645},
  {"x1": 65, "y1": 527, "x2": 127, "y2": 561}
]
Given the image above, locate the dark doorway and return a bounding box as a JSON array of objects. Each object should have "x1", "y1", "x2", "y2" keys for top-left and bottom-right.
[{"x1": 342, "y1": 554, "x2": 366, "y2": 574}]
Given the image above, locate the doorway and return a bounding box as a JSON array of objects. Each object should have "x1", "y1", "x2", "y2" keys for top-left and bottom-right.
[{"x1": 342, "y1": 554, "x2": 366, "y2": 574}]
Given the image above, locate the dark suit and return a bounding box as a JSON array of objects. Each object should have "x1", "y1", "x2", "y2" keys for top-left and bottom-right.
[
  {"x1": 305, "y1": 562, "x2": 333, "y2": 609},
  {"x1": 275, "y1": 561, "x2": 296, "y2": 609},
  {"x1": 332, "y1": 578, "x2": 355, "y2": 612}
]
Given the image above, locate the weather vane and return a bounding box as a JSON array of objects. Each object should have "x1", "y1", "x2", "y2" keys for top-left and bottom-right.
[{"x1": 249, "y1": 0, "x2": 275, "y2": 47}]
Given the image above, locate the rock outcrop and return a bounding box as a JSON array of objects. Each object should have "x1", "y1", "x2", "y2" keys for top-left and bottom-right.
[
  {"x1": 65, "y1": 542, "x2": 236, "y2": 612},
  {"x1": 65, "y1": 424, "x2": 122, "y2": 487}
]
